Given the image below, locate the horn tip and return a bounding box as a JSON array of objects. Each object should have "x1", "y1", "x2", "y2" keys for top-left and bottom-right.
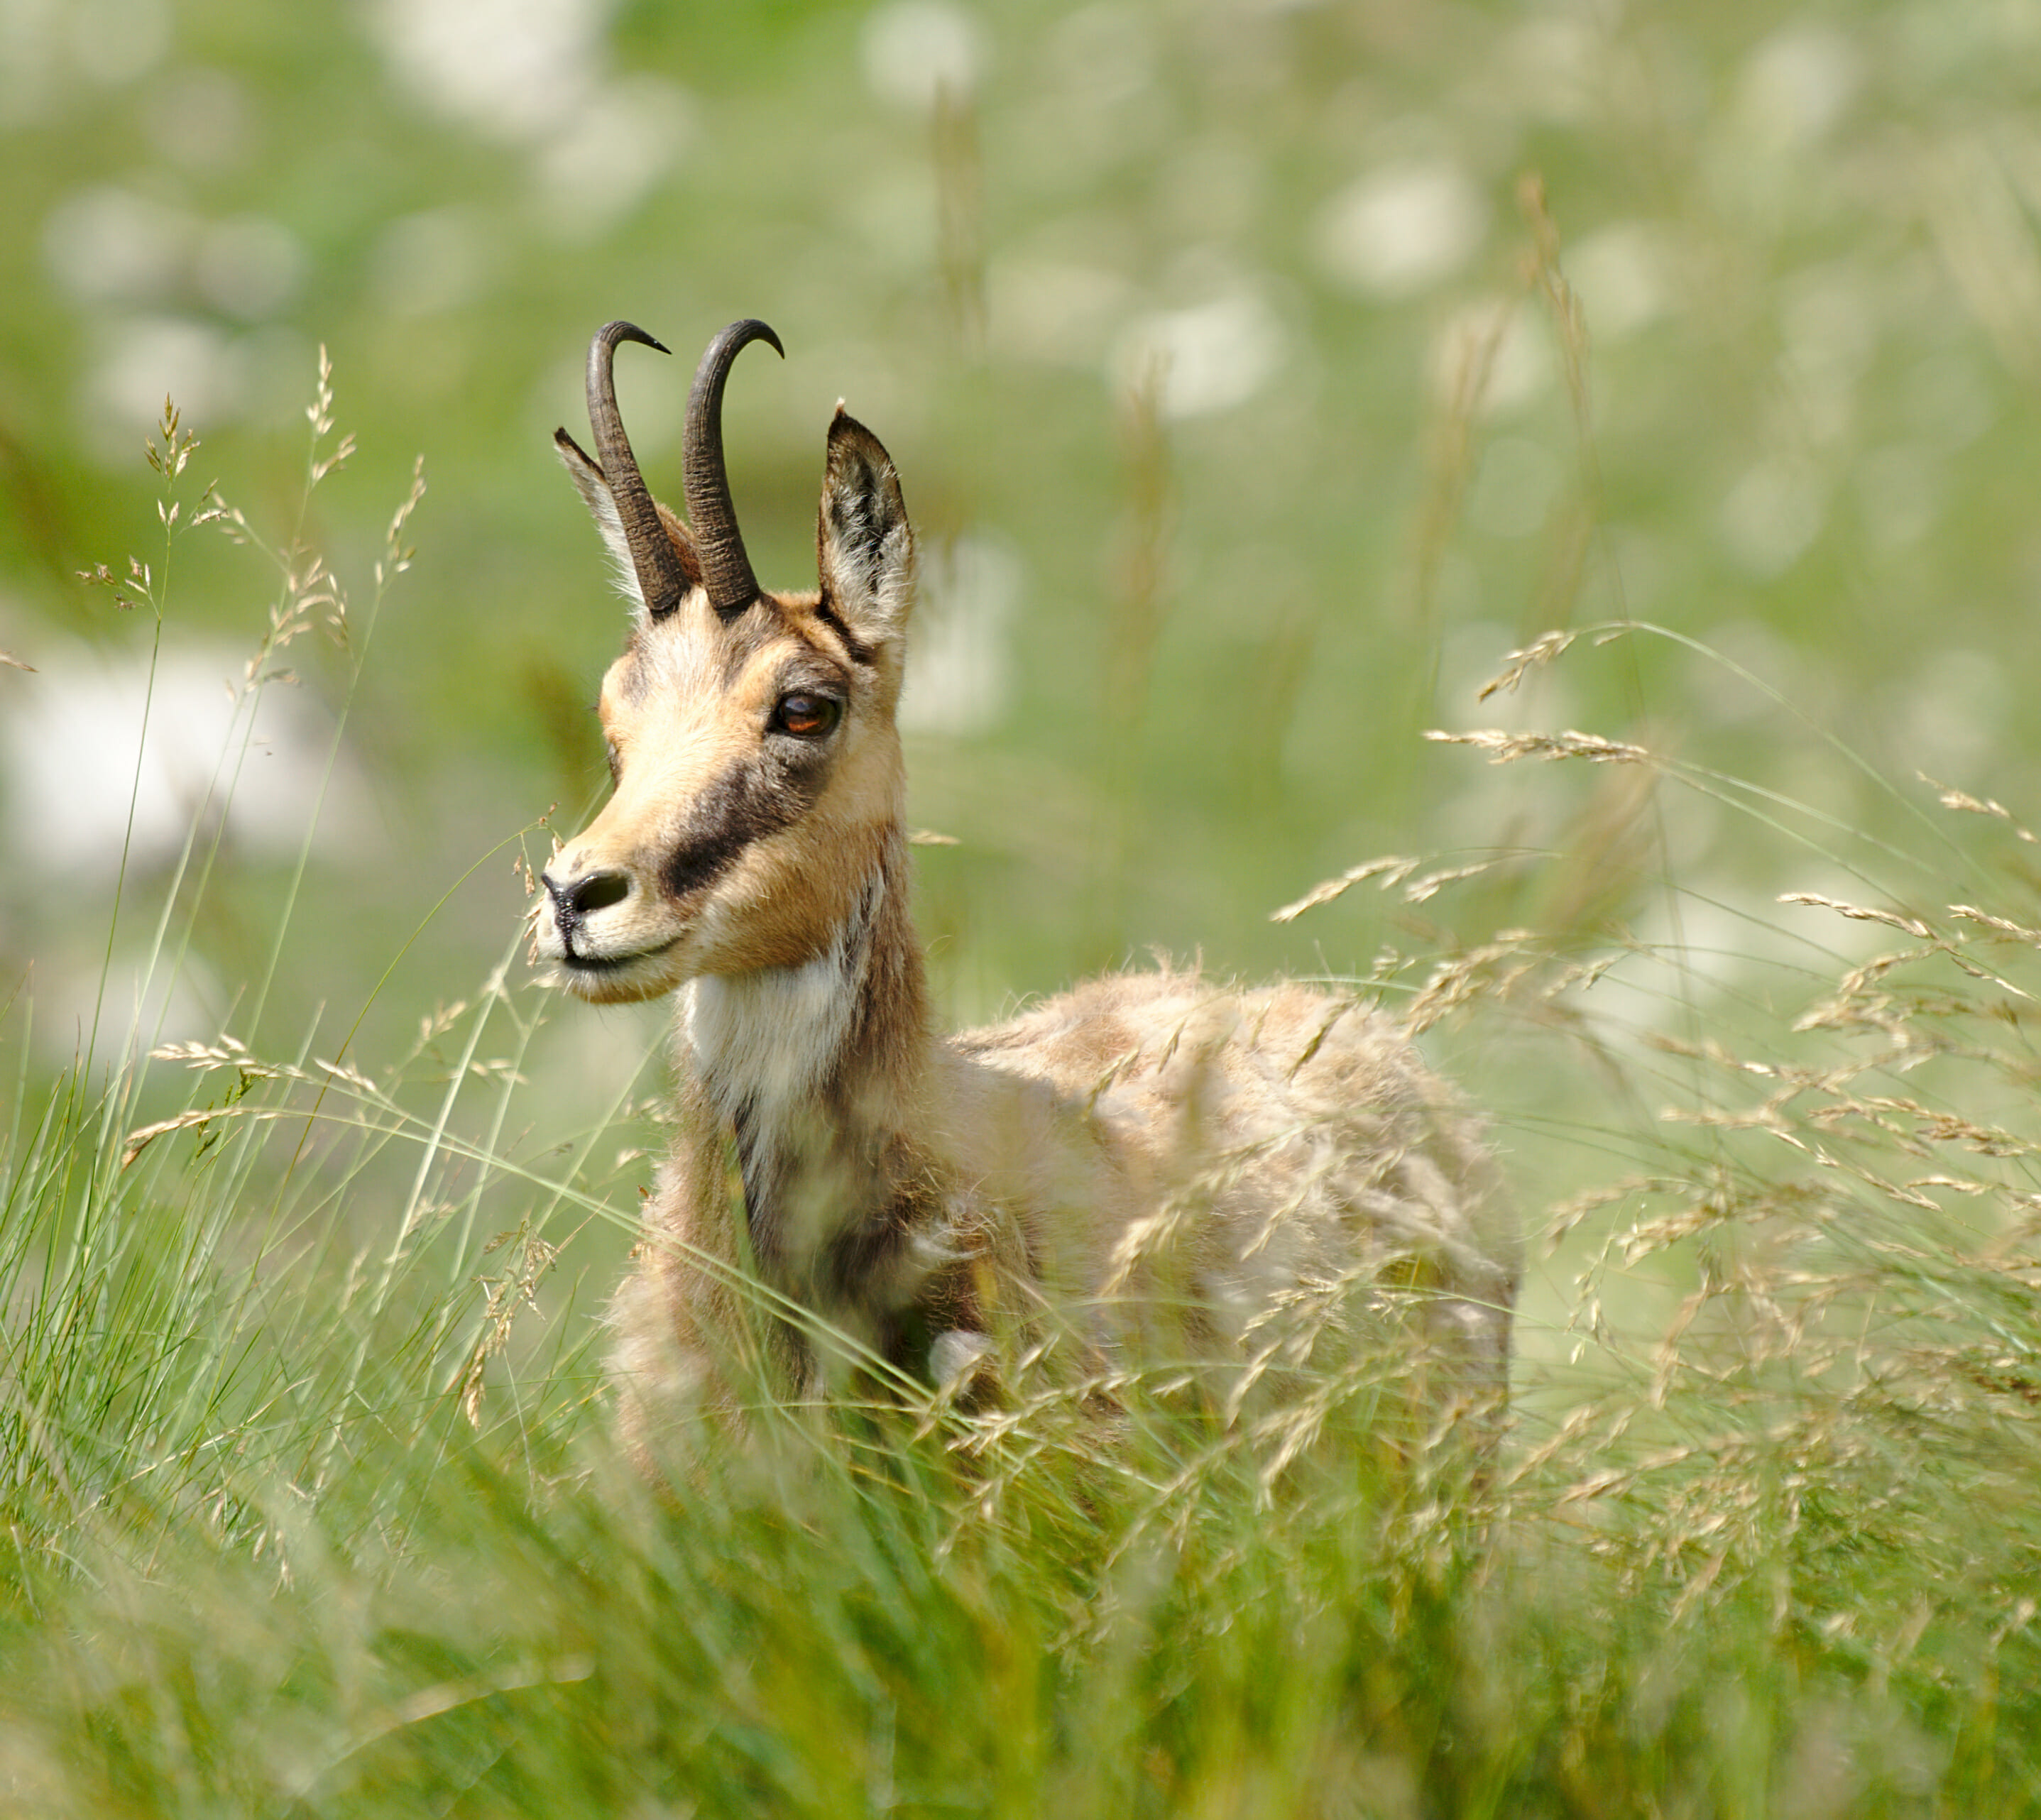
[
  {"x1": 727, "y1": 317, "x2": 785, "y2": 360},
  {"x1": 595, "y1": 320, "x2": 672, "y2": 358}
]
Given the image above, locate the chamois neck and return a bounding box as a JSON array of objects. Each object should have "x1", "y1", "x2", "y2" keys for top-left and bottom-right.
[{"x1": 680, "y1": 830, "x2": 929, "y2": 1264}]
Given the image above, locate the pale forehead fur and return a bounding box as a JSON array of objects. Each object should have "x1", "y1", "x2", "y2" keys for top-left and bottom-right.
[
  {"x1": 602, "y1": 610, "x2": 721, "y2": 711},
  {"x1": 601, "y1": 594, "x2": 875, "y2": 728}
]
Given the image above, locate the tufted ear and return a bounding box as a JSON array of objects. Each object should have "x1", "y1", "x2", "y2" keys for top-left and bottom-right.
[
  {"x1": 555, "y1": 427, "x2": 701, "y2": 618},
  {"x1": 815, "y1": 409, "x2": 914, "y2": 654}
]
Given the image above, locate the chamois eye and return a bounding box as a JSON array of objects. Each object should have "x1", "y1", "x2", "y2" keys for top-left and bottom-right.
[
  {"x1": 604, "y1": 739, "x2": 621, "y2": 783},
  {"x1": 771, "y1": 693, "x2": 842, "y2": 738}
]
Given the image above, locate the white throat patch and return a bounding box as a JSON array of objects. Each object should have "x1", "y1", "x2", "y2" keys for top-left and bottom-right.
[{"x1": 682, "y1": 867, "x2": 884, "y2": 1131}]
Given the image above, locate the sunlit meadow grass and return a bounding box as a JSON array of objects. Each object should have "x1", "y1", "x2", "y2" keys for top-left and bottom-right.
[{"x1": 6, "y1": 360, "x2": 2041, "y2": 1819}]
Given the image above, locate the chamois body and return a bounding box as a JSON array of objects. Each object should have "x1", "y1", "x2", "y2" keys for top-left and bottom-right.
[{"x1": 535, "y1": 321, "x2": 1518, "y2": 1457}]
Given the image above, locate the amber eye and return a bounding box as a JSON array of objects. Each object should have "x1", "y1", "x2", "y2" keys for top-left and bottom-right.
[{"x1": 771, "y1": 693, "x2": 842, "y2": 738}]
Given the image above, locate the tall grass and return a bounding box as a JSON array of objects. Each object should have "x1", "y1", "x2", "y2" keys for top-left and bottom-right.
[{"x1": 6, "y1": 362, "x2": 2041, "y2": 1819}]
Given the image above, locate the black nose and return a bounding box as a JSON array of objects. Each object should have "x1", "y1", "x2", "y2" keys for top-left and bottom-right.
[{"x1": 543, "y1": 867, "x2": 631, "y2": 934}]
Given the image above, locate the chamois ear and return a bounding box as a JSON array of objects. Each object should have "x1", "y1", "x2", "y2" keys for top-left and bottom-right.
[
  {"x1": 816, "y1": 408, "x2": 914, "y2": 653},
  {"x1": 554, "y1": 427, "x2": 701, "y2": 617}
]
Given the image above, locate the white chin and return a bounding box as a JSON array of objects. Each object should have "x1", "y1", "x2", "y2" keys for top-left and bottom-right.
[{"x1": 554, "y1": 948, "x2": 684, "y2": 1004}]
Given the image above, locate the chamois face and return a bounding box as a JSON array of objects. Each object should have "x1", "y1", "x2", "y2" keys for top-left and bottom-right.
[{"x1": 535, "y1": 409, "x2": 916, "y2": 1004}]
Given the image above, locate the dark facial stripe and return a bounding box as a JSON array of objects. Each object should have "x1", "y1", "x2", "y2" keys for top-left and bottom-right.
[
  {"x1": 662, "y1": 756, "x2": 792, "y2": 899},
  {"x1": 659, "y1": 743, "x2": 832, "y2": 901}
]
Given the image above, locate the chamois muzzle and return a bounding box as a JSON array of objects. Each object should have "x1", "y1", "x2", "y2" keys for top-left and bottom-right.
[
  {"x1": 544, "y1": 864, "x2": 630, "y2": 945},
  {"x1": 685, "y1": 318, "x2": 784, "y2": 619},
  {"x1": 586, "y1": 321, "x2": 689, "y2": 620}
]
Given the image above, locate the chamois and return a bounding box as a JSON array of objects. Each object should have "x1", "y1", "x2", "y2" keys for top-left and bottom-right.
[{"x1": 535, "y1": 319, "x2": 1519, "y2": 1459}]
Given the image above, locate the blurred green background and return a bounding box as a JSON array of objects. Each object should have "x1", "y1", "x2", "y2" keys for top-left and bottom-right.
[
  {"x1": 11, "y1": 15, "x2": 2041, "y2": 1799},
  {"x1": 3, "y1": 0, "x2": 2040, "y2": 1210}
]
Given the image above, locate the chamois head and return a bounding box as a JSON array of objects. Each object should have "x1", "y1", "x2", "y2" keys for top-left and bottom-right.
[{"x1": 535, "y1": 320, "x2": 917, "y2": 1004}]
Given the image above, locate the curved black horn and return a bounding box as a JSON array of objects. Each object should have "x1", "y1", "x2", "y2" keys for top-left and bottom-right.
[
  {"x1": 684, "y1": 319, "x2": 784, "y2": 618},
  {"x1": 586, "y1": 321, "x2": 689, "y2": 619}
]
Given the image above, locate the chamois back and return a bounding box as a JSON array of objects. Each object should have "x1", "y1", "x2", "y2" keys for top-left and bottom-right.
[{"x1": 940, "y1": 965, "x2": 1514, "y2": 1406}]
